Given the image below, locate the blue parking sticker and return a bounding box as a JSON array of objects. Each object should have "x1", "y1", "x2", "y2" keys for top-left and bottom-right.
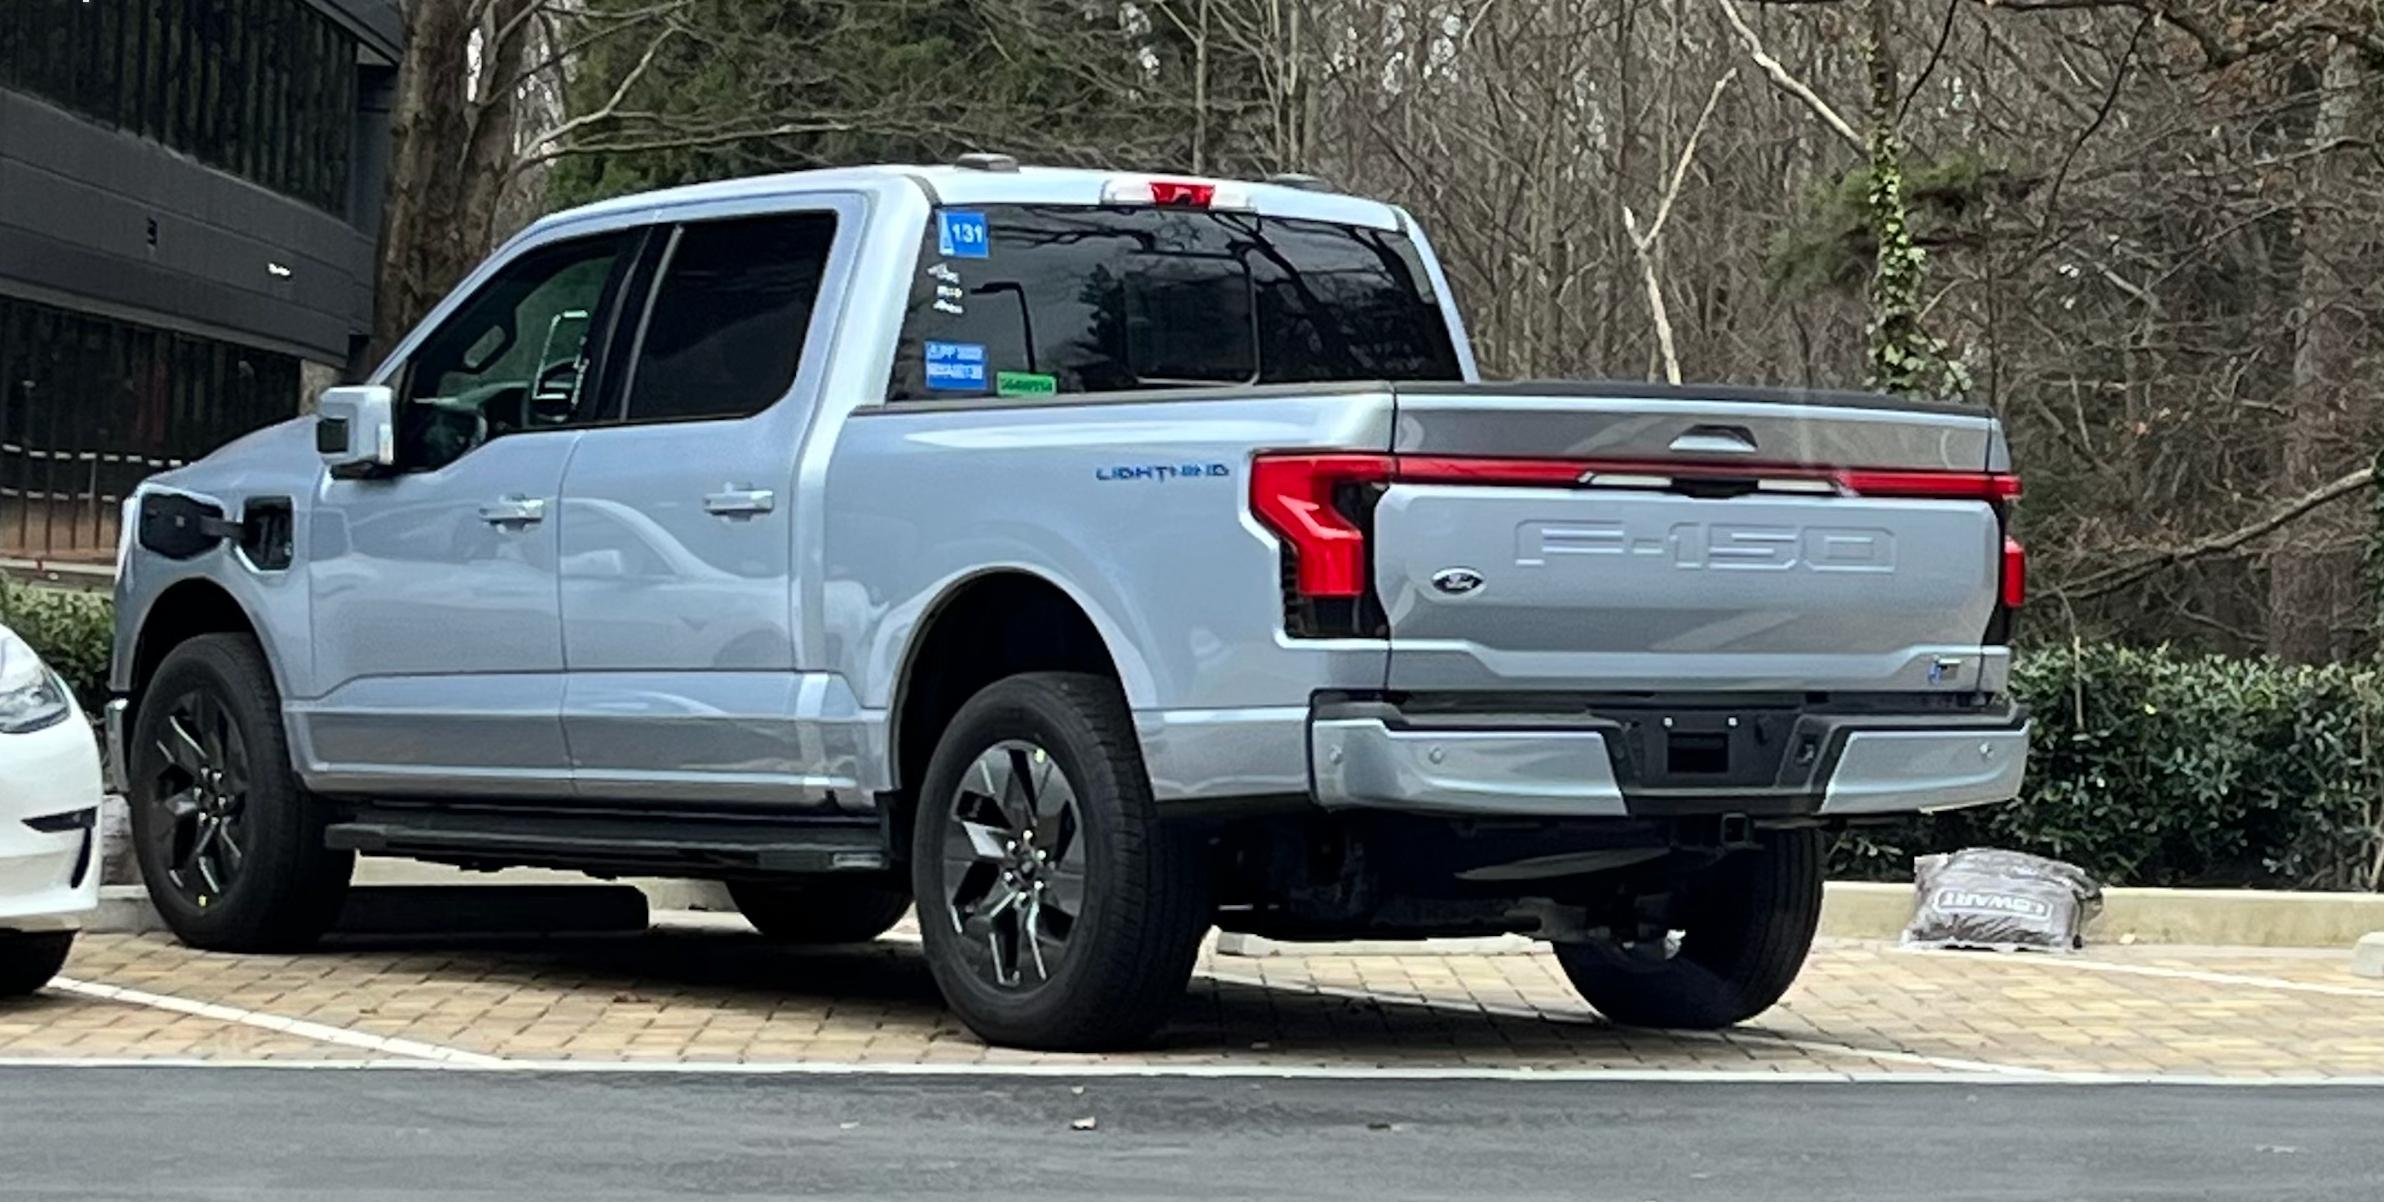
[
  {"x1": 937, "y1": 210, "x2": 990, "y2": 259},
  {"x1": 923, "y1": 340, "x2": 988, "y2": 391}
]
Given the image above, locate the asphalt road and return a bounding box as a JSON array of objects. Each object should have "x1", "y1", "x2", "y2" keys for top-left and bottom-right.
[{"x1": 3, "y1": 1069, "x2": 2378, "y2": 1200}]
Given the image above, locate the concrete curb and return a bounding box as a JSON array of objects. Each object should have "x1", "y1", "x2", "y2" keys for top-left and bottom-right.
[
  {"x1": 92, "y1": 885, "x2": 168, "y2": 935},
  {"x1": 89, "y1": 883, "x2": 654, "y2": 938},
  {"x1": 1218, "y1": 882, "x2": 2384, "y2": 957},
  {"x1": 1823, "y1": 881, "x2": 2384, "y2": 949},
  {"x1": 344, "y1": 860, "x2": 736, "y2": 913},
  {"x1": 84, "y1": 865, "x2": 735, "y2": 935}
]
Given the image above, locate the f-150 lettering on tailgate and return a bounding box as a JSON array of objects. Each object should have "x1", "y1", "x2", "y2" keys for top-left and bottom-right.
[{"x1": 1516, "y1": 521, "x2": 1896, "y2": 572}]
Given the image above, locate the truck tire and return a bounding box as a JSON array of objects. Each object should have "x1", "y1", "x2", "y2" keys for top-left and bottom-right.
[
  {"x1": 910, "y1": 672, "x2": 1209, "y2": 1050},
  {"x1": 1553, "y1": 827, "x2": 1823, "y2": 1029},
  {"x1": 727, "y1": 879, "x2": 912, "y2": 944},
  {"x1": 128, "y1": 634, "x2": 353, "y2": 953},
  {"x1": 0, "y1": 931, "x2": 73, "y2": 997}
]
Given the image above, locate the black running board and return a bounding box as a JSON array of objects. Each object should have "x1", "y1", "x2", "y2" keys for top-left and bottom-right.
[{"x1": 324, "y1": 805, "x2": 892, "y2": 879}]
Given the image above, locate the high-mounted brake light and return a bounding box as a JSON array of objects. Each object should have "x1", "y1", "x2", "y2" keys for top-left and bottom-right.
[
  {"x1": 1100, "y1": 177, "x2": 1251, "y2": 210},
  {"x1": 1150, "y1": 180, "x2": 1215, "y2": 206},
  {"x1": 1249, "y1": 454, "x2": 1391, "y2": 597}
]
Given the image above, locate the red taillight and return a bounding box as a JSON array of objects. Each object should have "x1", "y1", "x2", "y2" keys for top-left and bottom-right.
[
  {"x1": 2001, "y1": 536, "x2": 2026, "y2": 609},
  {"x1": 1837, "y1": 469, "x2": 2021, "y2": 501},
  {"x1": 1249, "y1": 453, "x2": 1392, "y2": 597},
  {"x1": 1149, "y1": 180, "x2": 1216, "y2": 207}
]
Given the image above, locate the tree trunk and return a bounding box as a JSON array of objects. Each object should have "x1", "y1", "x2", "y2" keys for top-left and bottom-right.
[
  {"x1": 370, "y1": 0, "x2": 535, "y2": 363},
  {"x1": 2269, "y1": 42, "x2": 2367, "y2": 663}
]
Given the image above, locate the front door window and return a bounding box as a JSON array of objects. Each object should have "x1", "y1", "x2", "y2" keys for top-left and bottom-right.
[{"x1": 399, "y1": 234, "x2": 631, "y2": 471}]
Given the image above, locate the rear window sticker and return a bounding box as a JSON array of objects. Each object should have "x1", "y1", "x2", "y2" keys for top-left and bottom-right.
[
  {"x1": 996, "y1": 371, "x2": 1058, "y2": 397},
  {"x1": 937, "y1": 211, "x2": 990, "y2": 260},
  {"x1": 924, "y1": 340, "x2": 988, "y2": 390}
]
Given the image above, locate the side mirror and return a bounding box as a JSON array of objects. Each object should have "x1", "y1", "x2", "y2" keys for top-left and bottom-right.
[{"x1": 317, "y1": 385, "x2": 396, "y2": 476}]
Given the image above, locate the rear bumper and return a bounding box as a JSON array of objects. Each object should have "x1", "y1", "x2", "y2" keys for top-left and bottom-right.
[{"x1": 1309, "y1": 696, "x2": 2026, "y2": 820}]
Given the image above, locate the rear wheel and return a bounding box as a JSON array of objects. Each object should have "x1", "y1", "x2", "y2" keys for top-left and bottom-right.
[
  {"x1": 911, "y1": 672, "x2": 1209, "y2": 1051},
  {"x1": 727, "y1": 878, "x2": 912, "y2": 944},
  {"x1": 0, "y1": 931, "x2": 73, "y2": 997},
  {"x1": 128, "y1": 635, "x2": 353, "y2": 952},
  {"x1": 1553, "y1": 828, "x2": 1823, "y2": 1029}
]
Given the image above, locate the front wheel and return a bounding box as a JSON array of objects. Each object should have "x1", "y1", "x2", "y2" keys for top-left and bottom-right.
[
  {"x1": 128, "y1": 635, "x2": 353, "y2": 952},
  {"x1": 0, "y1": 931, "x2": 73, "y2": 997},
  {"x1": 1553, "y1": 828, "x2": 1824, "y2": 1029},
  {"x1": 911, "y1": 672, "x2": 1209, "y2": 1051}
]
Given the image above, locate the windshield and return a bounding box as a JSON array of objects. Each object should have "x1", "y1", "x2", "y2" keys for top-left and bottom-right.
[{"x1": 887, "y1": 204, "x2": 1462, "y2": 401}]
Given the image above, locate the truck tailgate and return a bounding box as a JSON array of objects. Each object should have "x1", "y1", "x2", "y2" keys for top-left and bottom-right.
[{"x1": 1377, "y1": 383, "x2": 2014, "y2": 695}]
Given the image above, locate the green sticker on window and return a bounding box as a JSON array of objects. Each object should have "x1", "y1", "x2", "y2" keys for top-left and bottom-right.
[{"x1": 996, "y1": 371, "x2": 1057, "y2": 396}]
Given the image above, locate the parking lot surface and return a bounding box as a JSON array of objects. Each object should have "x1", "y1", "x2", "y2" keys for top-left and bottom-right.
[
  {"x1": 6, "y1": 922, "x2": 2384, "y2": 1081},
  {"x1": 12, "y1": 1070, "x2": 2384, "y2": 1201}
]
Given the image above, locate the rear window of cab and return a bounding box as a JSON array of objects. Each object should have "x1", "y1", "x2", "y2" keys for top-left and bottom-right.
[{"x1": 885, "y1": 204, "x2": 1462, "y2": 401}]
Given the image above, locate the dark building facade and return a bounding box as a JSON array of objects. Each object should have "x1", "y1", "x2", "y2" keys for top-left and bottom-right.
[{"x1": 0, "y1": 0, "x2": 400, "y2": 563}]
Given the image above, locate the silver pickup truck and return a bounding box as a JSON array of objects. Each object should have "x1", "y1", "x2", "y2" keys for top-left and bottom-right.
[{"x1": 107, "y1": 160, "x2": 2027, "y2": 1049}]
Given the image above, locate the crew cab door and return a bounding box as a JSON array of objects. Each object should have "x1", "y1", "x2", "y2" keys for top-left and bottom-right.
[
  {"x1": 557, "y1": 199, "x2": 859, "y2": 806},
  {"x1": 301, "y1": 231, "x2": 641, "y2": 795}
]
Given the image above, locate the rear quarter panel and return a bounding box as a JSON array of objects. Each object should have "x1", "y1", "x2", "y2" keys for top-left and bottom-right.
[{"x1": 821, "y1": 390, "x2": 1395, "y2": 801}]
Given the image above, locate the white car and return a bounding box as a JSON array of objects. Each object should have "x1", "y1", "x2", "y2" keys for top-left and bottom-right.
[{"x1": 0, "y1": 623, "x2": 105, "y2": 996}]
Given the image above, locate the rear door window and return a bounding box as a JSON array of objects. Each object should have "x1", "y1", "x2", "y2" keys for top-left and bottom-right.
[
  {"x1": 886, "y1": 205, "x2": 1460, "y2": 401},
  {"x1": 619, "y1": 212, "x2": 838, "y2": 423}
]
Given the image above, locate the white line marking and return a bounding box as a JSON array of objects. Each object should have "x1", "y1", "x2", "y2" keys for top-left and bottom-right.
[
  {"x1": 1894, "y1": 949, "x2": 2384, "y2": 1000},
  {"x1": 48, "y1": 977, "x2": 507, "y2": 1067},
  {"x1": 1199, "y1": 969, "x2": 2053, "y2": 1078},
  {"x1": 3, "y1": 1056, "x2": 2384, "y2": 1087}
]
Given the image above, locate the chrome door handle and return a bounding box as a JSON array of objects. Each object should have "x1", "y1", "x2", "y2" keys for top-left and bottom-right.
[
  {"x1": 477, "y1": 495, "x2": 546, "y2": 527},
  {"x1": 703, "y1": 488, "x2": 776, "y2": 516}
]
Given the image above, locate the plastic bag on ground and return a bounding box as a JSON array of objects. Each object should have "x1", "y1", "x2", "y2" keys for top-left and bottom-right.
[{"x1": 1902, "y1": 848, "x2": 2103, "y2": 952}]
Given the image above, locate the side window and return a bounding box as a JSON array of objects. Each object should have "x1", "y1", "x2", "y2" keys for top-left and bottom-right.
[
  {"x1": 619, "y1": 212, "x2": 838, "y2": 423},
  {"x1": 399, "y1": 233, "x2": 631, "y2": 471}
]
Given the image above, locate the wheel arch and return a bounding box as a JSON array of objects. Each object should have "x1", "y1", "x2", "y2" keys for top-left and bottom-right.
[
  {"x1": 886, "y1": 569, "x2": 1129, "y2": 809},
  {"x1": 125, "y1": 577, "x2": 272, "y2": 730}
]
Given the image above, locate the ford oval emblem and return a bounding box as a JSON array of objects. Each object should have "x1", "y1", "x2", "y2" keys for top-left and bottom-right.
[{"x1": 1431, "y1": 567, "x2": 1485, "y2": 596}]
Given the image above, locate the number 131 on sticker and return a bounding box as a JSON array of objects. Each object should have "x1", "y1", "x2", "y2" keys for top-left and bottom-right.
[{"x1": 937, "y1": 211, "x2": 989, "y2": 259}]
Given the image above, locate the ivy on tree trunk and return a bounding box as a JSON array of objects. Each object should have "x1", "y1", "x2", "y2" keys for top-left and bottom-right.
[{"x1": 1860, "y1": 0, "x2": 1968, "y2": 401}]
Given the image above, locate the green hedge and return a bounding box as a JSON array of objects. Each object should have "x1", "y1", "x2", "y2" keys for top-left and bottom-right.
[
  {"x1": 1835, "y1": 644, "x2": 2384, "y2": 891},
  {"x1": 3, "y1": 575, "x2": 2379, "y2": 891},
  {"x1": 0, "y1": 578, "x2": 113, "y2": 710}
]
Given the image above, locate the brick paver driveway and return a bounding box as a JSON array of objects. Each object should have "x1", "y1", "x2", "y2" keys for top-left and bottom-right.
[{"x1": 7, "y1": 921, "x2": 2383, "y2": 1080}]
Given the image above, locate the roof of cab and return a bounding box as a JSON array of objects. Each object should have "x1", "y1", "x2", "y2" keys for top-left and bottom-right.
[{"x1": 533, "y1": 164, "x2": 1407, "y2": 235}]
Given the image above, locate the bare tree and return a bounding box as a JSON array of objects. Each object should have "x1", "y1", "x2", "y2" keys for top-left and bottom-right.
[{"x1": 1625, "y1": 71, "x2": 1738, "y2": 384}]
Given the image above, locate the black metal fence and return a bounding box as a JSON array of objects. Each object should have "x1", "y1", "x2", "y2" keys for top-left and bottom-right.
[{"x1": 0, "y1": 294, "x2": 300, "y2": 563}]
